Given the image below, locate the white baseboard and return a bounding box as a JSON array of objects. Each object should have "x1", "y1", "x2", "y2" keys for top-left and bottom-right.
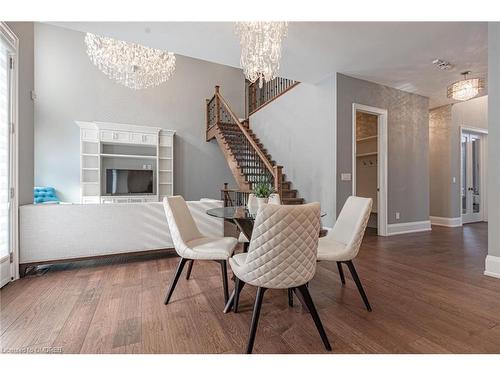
[
  {"x1": 430, "y1": 216, "x2": 462, "y2": 227},
  {"x1": 484, "y1": 255, "x2": 500, "y2": 279},
  {"x1": 387, "y1": 220, "x2": 431, "y2": 236}
]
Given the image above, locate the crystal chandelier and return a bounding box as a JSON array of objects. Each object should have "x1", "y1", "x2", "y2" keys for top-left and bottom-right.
[
  {"x1": 447, "y1": 71, "x2": 485, "y2": 101},
  {"x1": 84, "y1": 33, "x2": 176, "y2": 90},
  {"x1": 235, "y1": 22, "x2": 288, "y2": 88}
]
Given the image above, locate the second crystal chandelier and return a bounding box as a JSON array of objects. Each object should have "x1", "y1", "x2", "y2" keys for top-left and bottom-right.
[{"x1": 235, "y1": 22, "x2": 288, "y2": 88}]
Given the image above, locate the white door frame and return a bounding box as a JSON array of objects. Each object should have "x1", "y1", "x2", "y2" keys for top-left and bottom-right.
[
  {"x1": 460, "y1": 126, "x2": 488, "y2": 224},
  {"x1": 0, "y1": 23, "x2": 19, "y2": 287},
  {"x1": 352, "y1": 103, "x2": 388, "y2": 236}
]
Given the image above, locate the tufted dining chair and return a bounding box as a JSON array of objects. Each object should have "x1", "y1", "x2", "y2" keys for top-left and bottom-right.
[
  {"x1": 229, "y1": 202, "x2": 331, "y2": 354},
  {"x1": 162, "y1": 196, "x2": 238, "y2": 306},
  {"x1": 268, "y1": 193, "x2": 281, "y2": 205},
  {"x1": 317, "y1": 196, "x2": 373, "y2": 311}
]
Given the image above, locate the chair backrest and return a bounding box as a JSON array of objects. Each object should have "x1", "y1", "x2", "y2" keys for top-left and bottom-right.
[
  {"x1": 268, "y1": 193, "x2": 281, "y2": 205},
  {"x1": 329, "y1": 196, "x2": 372, "y2": 259},
  {"x1": 243, "y1": 202, "x2": 321, "y2": 289},
  {"x1": 247, "y1": 193, "x2": 256, "y2": 208},
  {"x1": 163, "y1": 196, "x2": 203, "y2": 256}
]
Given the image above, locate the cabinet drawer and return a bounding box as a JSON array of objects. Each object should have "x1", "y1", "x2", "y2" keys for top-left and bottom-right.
[
  {"x1": 82, "y1": 196, "x2": 100, "y2": 204},
  {"x1": 81, "y1": 129, "x2": 99, "y2": 141},
  {"x1": 100, "y1": 130, "x2": 130, "y2": 143},
  {"x1": 130, "y1": 132, "x2": 157, "y2": 145}
]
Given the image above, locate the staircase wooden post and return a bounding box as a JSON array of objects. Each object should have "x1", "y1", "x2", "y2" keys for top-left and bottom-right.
[
  {"x1": 215, "y1": 86, "x2": 221, "y2": 125},
  {"x1": 273, "y1": 165, "x2": 283, "y2": 202}
]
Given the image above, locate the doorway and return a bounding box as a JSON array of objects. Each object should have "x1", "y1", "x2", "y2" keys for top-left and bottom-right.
[
  {"x1": 461, "y1": 128, "x2": 488, "y2": 224},
  {"x1": 352, "y1": 104, "x2": 388, "y2": 236},
  {"x1": 0, "y1": 24, "x2": 18, "y2": 288}
]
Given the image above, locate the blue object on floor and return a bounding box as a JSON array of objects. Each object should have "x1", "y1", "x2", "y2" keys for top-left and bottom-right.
[{"x1": 34, "y1": 186, "x2": 60, "y2": 204}]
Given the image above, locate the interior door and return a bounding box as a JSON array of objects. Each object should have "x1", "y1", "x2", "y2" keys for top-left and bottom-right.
[
  {"x1": 0, "y1": 38, "x2": 13, "y2": 287},
  {"x1": 461, "y1": 132, "x2": 483, "y2": 224}
]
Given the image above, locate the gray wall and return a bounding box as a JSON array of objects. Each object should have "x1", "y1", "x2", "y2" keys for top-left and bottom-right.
[
  {"x1": 337, "y1": 74, "x2": 430, "y2": 224},
  {"x1": 6, "y1": 22, "x2": 34, "y2": 205},
  {"x1": 249, "y1": 75, "x2": 336, "y2": 227},
  {"x1": 34, "y1": 23, "x2": 243, "y2": 203},
  {"x1": 429, "y1": 105, "x2": 454, "y2": 218},
  {"x1": 429, "y1": 96, "x2": 488, "y2": 219},
  {"x1": 488, "y1": 23, "x2": 500, "y2": 258}
]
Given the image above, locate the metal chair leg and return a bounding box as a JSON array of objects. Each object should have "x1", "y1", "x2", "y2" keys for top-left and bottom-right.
[
  {"x1": 337, "y1": 262, "x2": 346, "y2": 285},
  {"x1": 295, "y1": 284, "x2": 332, "y2": 351},
  {"x1": 185, "y1": 260, "x2": 194, "y2": 280},
  {"x1": 345, "y1": 260, "x2": 372, "y2": 311},
  {"x1": 246, "y1": 287, "x2": 266, "y2": 354},
  {"x1": 164, "y1": 257, "x2": 188, "y2": 304},
  {"x1": 219, "y1": 260, "x2": 229, "y2": 304},
  {"x1": 233, "y1": 277, "x2": 246, "y2": 313},
  {"x1": 288, "y1": 288, "x2": 294, "y2": 307}
]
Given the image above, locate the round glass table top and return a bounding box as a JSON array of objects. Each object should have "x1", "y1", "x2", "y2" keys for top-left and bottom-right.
[{"x1": 206, "y1": 206, "x2": 326, "y2": 220}]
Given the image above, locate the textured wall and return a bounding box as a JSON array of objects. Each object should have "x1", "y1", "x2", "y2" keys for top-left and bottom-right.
[
  {"x1": 429, "y1": 105, "x2": 453, "y2": 218},
  {"x1": 249, "y1": 75, "x2": 337, "y2": 227},
  {"x1": 34, "y1": 23, "x2": 244, "y2": 202},
  {"x1": 488, "y1": 22, "x2": 500, "y2": 258},
  {"x1": 429, "y1": 97, "x2": 488, "y2": 219},
  {"x1": 337, "y1": 74, "x2": 430, "y2": 224},
  {"x1": 6, "y1": 22, "x2": 34, "y2": 205}
]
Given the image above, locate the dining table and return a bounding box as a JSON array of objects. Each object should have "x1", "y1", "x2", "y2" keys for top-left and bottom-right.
[{"x1": 206, "y1": 205, "x2": 327, "y2": 313}]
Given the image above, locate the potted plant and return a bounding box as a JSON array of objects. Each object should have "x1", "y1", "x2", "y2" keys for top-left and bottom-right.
[{"x1": 252, "y1": 181, "x2": 275, "y2": 208}]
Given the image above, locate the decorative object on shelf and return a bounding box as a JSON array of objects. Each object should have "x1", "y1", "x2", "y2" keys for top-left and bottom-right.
[
  {"x1": 84, "y1": 33, "x2": 176, "y2": 90},
  {"x1": 235, "y1": 22, "x2": 288, "y2": 88},
  {"x1": 33, "y1": 187, "x2": 60, "y2": 204},
  {"x1": 252, "y1": 181, "x2": 275, "y2": 207},
  {"x1": 447, "y1": 71, "x2": 485, "y2": 101}
]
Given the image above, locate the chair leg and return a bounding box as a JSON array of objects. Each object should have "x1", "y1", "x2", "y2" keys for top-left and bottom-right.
[
  {"x1": 345, "y1": 260, "x2": 372, "y2": 312},
  {"x1": 233, "y1": 277, "x2": 246, "y2": 313},
  {"x1": 296, "y1": 284, "x2": 332, "y2": 351},
  {"x1": 336, "y1": 262, "x2": 346, "y2": 285},
  {"x1": 185, "y1": 260, "x2": 194, "y2": 280},
  {"x1": 288, "y1": 288, "x2": 294, "y2": 307},
  {"x1": 219, "y1": 260, "x2": 229, "y2": 304},
  {"x1": 246, "y1": 287, "x2": 266, "y2": 354},
  {"x1": 164, "y1": 257, "x2": 188, "y2": 305}
]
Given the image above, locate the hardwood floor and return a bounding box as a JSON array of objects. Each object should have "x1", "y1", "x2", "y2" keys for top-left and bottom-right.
[{"x1": 2, "y1": 223, "x2": 499, "y2": 354}]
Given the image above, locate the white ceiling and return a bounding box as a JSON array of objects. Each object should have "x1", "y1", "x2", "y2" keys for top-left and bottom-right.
[{"x1": 51, "y1": 22, "x2": 488, "y2": 108}]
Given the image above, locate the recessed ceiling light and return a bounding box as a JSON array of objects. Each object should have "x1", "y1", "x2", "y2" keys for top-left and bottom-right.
[{"x1": 432, "y1": 59, "x2": 454, "y2": 70}]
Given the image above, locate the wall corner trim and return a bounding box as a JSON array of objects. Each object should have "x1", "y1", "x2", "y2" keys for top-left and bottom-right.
[
  {"x1": 386, "y1": 220, "x2": 431, "y2": 236},
  {"x1": 430, "y1": 216, "x2": 462, "y2": 227},
  {"x1": 485, "y1": 255, "x2": 500, "y2": 279}
]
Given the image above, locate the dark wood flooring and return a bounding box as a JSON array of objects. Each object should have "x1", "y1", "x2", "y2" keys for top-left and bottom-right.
[{"x1": 2, "y1": 222, "x2": 500, "y2": 354}]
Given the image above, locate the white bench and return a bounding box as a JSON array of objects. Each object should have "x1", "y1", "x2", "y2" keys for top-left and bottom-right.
[{"x1": 19, "y1": 200, "x2": 223, "y2": 274}]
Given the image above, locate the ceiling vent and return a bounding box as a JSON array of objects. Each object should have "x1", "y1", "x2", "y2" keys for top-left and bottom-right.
[{"x1": 432, "y1": 59, "x2": 454, "y2": 70}]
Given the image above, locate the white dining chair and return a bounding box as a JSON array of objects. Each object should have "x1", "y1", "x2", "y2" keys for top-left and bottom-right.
[
  {"x1": 268, "y1": 193, "x2": 281, "y2": 205},
  {"x1": 162, "y1": 196, "x2": 238, "y2": 306},
  {"x1": 229, "y1": 202, "x2": 331, "y2": 354},
  {"x1": 317, "y1": 196, "x2": 373, "y2": 311},
  {"x1": 237, "y1": 193, "x2": 257, "y2": 247}
]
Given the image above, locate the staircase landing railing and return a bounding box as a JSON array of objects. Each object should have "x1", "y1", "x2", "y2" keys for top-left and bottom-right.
[{"x1": 206, "y1": 86, "x2": 283, "y2": 199}]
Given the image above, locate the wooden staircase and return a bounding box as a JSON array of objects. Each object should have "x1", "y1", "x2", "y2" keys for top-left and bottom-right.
[{"x1": 206, "y1": 85, "x2": 304, "y2": 205}]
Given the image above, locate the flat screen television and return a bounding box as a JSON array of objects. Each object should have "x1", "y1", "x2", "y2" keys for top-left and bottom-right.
[{"x1": 105, "y1": 169, "x2": 154, "y2": 195}]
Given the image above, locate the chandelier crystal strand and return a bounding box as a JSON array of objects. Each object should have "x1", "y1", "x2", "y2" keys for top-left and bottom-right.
[
  {"x1": 235, "y1": 22, "x2": 288, "y2": 88},
  {"x1": 84, "y1": 33, "x2": 176, "y2": 90}
]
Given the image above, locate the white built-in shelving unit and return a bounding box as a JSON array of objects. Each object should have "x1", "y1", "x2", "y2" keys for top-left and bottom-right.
[{"x1": 76, "y1": 121, "x2": 175, "y2": 204}]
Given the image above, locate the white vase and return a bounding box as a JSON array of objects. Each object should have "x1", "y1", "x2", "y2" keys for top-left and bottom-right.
[
  {"x1": 248, "y1": 198, "x2": 259, "y2": 215},
  {"x1": 256, "y1": 197, "x2": 268, "y2": 208}
]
